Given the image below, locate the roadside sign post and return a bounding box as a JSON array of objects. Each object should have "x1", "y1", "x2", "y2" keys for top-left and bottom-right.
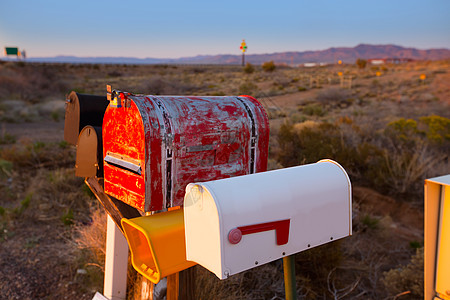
[
  {"x1": 4, "y1": 47, "x2": 19, "y2": 56},
  {"x1": 240, "y1": 39, "x2": 247, "y2": 66},
  {"x1": 4, "y1": 47, "x2": 25, "y2": 60}
]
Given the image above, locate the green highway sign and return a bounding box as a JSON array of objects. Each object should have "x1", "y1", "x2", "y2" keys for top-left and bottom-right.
[{"x1": 4, "y1": 47, "x2": 19, "y2": 56}]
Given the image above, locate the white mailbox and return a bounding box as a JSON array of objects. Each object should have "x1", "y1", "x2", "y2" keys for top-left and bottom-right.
[{"x1": 184, "y1": 159, "x2": 352, "y2": 279}]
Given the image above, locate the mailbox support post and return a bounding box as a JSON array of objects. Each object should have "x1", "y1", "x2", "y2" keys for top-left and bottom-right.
[
  {"x1": 104, "y1": 215, "x2": 129, "y2": 300},
  {"x1": 283, "y1": 255, "x2": 297, "y2": 300}
]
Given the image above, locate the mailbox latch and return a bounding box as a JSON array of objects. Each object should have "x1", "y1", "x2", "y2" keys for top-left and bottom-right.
[{"x1": 228, "y1": 219, "x2": 290, "y2": 246}]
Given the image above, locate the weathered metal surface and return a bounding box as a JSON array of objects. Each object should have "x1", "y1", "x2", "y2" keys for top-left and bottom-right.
[
  {"x1": 103, "y1": 92, "x2": 269, "y2": 212},
  {"x1": 64, "y1": 91, "x2": 109, "y2": 145}
]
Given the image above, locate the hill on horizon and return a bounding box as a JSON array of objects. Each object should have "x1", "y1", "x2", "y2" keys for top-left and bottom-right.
[{"x1": 7, "y1": 44, "x2": 450, "y2": 65}]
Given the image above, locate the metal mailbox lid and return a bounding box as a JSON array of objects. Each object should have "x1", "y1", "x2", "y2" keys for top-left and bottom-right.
[
  {"x1": 184, "y1": 160, "x2": 352, "y2": 280},
  {"x1": 103, "y1": 94, "x2": 269, "y2": 212}
]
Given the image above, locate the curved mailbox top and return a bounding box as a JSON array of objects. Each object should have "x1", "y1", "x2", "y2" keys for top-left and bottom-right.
[{"x1": 184, "y1": 160, "x2": 352, "y2": 279}]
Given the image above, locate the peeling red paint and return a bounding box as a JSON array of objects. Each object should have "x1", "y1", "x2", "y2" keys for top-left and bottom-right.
[{"x1": 103, "y1": 94, "x2": 269, "y2": 212}]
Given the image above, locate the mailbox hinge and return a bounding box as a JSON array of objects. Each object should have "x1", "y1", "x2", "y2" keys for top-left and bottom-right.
[
  {"x1": 237, "y1": 97, "x2": 257, "y2": 174},
  {"x1": 107, "y1": 85, "x2": 132, "y2": 108},
  {"x1": 153, "y1": 97, "x2": 174, "y2": 209}
]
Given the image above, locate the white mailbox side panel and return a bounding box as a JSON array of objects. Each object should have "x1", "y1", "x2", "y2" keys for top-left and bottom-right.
[{"x1": 184, "y1": 160, "x2": 352, "y2": 279}]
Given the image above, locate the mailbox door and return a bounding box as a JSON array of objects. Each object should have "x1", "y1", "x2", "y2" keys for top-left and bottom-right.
[
  {"x1": 75, "y1": 126, "x2": 102, "y2": 177},
  {"x1": 435, "y1": 185, "x2": 450, "y2": 299},
  {"x1": 103, "y1": 98, "x2": 160, "y2": 211}
]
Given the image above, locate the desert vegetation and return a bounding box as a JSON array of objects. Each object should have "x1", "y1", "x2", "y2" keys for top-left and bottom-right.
[{"x1": 0, "y1": 58, "x2": 449, "y2": 299}]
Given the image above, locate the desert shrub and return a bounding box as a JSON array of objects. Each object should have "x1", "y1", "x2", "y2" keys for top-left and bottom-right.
[
  {"x1": 243, "y1": 62, "x2": 255, "y2": 74},
  {"x1": 386, "y1": 116, "x2": 450, "y2": 147},
  {"x1": 356, "y1": 58, "x2": 367, "y2": 69},
  {"x1": 74, "y1": 206, "x2": 106, "y2": 268},
  {"x1": 0, "y1": 159, "x2": 13, "y2": 178},
  {"x1": 238, "y1": 81, "x2": 258, "y2": 95},
  {"x1": 360, "y1": 214, "x2": 380, "y2": 231},
  {"x1": 296, "y1": 241, "x2": 344, "y2": 298},
  {"x1": 73, "y1": 205, "x2": 107, "y2": 293},
  {"x1": 381, "y1": 116, "x2": 449, "y2": 194},
  {"x1": 262, "y1": 61, "x2": 276, "y2": 72},
  {"x1": 51, "y1": 110, "x2": 60, "y2": 122},
  {"x1": 196, "y1": 262, "x2": 285, "y2": 299},
  {"x1": 385, "y1": 118, "x2": 419, "y2": 145},
  {"x1": 302, "y1": 103, "x2": 326, "y2": 116},
  {"x1": 383, "y1": 248, "x2": 423, "y2": 298},
  {"x1": 316, "y1": 87, "x2": 352, "y2": 107},
  {"x1": 380, "y1": 142, "x2": 442, "y2": 194},
  {"x1": 275, "y1": 115, "x2": 448, "y2": 196},
  {"x1": 0, "y1": 132, "x2": 16, "y2": 144},
  {"x1": 276, "y1": 121, "x2": 353, "y2": 167},
  {"x1": 61, "y1": 209, "x2": 74, "y2": 226},
  {"x1": 419, "y1": 115, "x2": 450, "y2": 144}
]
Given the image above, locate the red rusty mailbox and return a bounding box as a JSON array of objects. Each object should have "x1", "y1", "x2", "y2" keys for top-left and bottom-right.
[{"x1": 102, "y1": 89, "x2": 269, "y2": 212}]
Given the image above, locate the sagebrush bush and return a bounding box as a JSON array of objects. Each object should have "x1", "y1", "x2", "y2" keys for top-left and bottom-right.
[
  {"x1": 316, "y1": 87, "x2": 352, "y2": 107},
  {"x1": 419, "y1": 115, "x2": 450, "y2": 144},
  {"x1": 382, "y1": 116, "x2": 449, "y2": 194},
  {"x1": 73, "y1": 205, "x2": 107, "y2": 293},
  {"x1": 383, "y1": 248, "x2": 424, "y2": 298},
  {"x1": 74, "y1": 206, "x2": 107, "y2": 269},
  {"x1": 262, "y1": 61, "x2": 276, "y2": 72},
  {"x1": 356, "y1": 58, "x2": 367, "y2": 69},
  {"x1": 243, "y1": 62, "x2": 255, "y2": 74},
  {"x1": 302, "y1": 103, "x2": 326, "y2": 116},
  {"x1": 276, "y1": 121, "x2": 355, "y2": 168},
  {"x1": 295, "y1": 241, "x2": 344, "y2": 298},
  {"x1": 238, "y1": 81, "x2": 258, "y2": 95},
  {"x1": 276, "y1": 115, "x2": 450, "y2": 197}
]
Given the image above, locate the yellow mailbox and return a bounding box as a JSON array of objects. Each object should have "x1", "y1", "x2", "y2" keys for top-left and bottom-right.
[{"x1": 425, "y1": 175, "x2": 450, "y2": 300}]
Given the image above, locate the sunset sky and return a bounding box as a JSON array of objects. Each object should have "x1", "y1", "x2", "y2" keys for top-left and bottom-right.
[{"x1": 1, "y1": 0, "x2": 449, "y2": 58}]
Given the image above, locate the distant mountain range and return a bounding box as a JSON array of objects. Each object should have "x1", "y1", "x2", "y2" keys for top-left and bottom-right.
[{"x1": 8, "y1": 44, "x2": 450, "y2": 65}]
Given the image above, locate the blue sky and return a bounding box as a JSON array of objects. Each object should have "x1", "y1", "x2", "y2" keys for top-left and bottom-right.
[{"x1": 1, "y1": 0, "x2": 449, "y2": 58}]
